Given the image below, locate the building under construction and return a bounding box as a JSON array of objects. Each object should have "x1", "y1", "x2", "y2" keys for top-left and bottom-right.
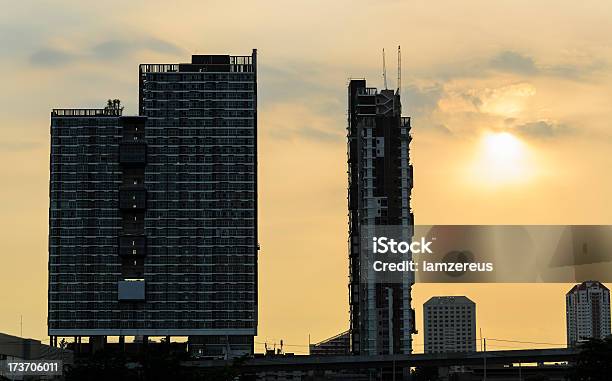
[{"x1": 347, "y1": 49, "x2": 415, "y2": 355}]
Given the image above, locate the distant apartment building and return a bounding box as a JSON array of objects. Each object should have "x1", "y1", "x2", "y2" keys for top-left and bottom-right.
[
  {"x1": 48, "y1": 52, "x2": 258, "y2": 358},
  {"x1": 347, "y1": 79, "x2": 415, "y2": 355},
  {"x1": 309, "y1": 331, "x2": 350, "y2": 356},
  {"x1": 566, "y1": 281, "x2": 611, "y2": 347},
  {"x1": 424, "y1": 296, "x2": 476, "y2": 354}
]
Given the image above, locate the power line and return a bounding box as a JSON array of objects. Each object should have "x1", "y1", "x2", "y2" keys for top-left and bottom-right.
[{"x1": 487, "y1": 338, "x2": 566, "y2": 346}]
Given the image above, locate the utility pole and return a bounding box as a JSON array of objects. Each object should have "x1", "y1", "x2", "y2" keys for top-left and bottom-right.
[
  {"x1": 20, "y1": 315, "x2": 23, "y2": 337},
  {"x1": 483, "y1": 338, "x2": 487, "y2": 381}
]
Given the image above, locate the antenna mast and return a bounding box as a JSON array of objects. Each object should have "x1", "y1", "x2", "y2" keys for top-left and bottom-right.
[
  {"x1": 382, "y1": 48, "x2": 388, "y2": 90},
  {"x1": 397, "y1": 45, "x2": 401, "y2": 96}
]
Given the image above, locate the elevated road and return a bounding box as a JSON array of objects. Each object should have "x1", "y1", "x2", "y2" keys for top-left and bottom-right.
[{"x1": 183, "y1": 348, "x2": 578, "y2": 372}]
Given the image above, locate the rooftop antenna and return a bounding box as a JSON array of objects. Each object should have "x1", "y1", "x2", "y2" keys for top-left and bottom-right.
[
  {"x1": 382, "y1": 48, "x2": 388, "y2": 90},
  {"x1": 397, "y1": 45, "x2": 401, "y2": 96}
]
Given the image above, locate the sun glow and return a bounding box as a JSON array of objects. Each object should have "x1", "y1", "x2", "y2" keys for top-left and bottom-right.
[
  {"x1": 483, "y1": 131, "x2": 523, "y2": 163},
  {"x1": 467, "y1": 131, "x2": 536, "y2": 187}
]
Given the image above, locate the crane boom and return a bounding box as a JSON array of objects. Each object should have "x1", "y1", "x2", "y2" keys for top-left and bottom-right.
[
  {"x1": 397, "y1": 45, "x2": 401, "y2": 96},
  {"x1": 382, "y1": 48, "x2": 388, "y2": 90}
]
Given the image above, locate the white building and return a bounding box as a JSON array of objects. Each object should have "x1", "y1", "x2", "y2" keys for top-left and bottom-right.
[
  {"x1": 566, "y1": 281, "x2": 611, "y2": 347},
  {"x1": 424, "y1": 296, "x2": 476, "y2": 353}
]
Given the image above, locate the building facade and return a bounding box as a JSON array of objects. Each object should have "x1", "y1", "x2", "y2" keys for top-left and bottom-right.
[
  {"x1": 424, "y1": 296, "x2": 476, "y2": 354},
  {"x1": 347, "y1": 80, "x2": 415, "y2": 355},
  {"x1": 48, "y1": 52, "x2": 258, "y2": 357},
  {"x1": 309, "y1": 331, "x2": 350, "y2": 356},
  {"x1": 566, "y1": 281, "x2": 611, "y2": 347}
]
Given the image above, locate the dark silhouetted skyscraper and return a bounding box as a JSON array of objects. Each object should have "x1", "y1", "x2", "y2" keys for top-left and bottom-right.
[
  {"x1": 347, "y1": 80, "x2": 415, "y2": 355},
  {"x1": 48, "y1": 51, "x2": 258, "y2": 357}
]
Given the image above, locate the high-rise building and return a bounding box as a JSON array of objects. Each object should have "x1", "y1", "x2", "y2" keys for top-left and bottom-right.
[
  {"x1": 347, "y1": 80, "x2": 415, "y2": 355},
  {"x1": 566, "y1": 281, "x2": 611, "y2": 347},
  {"x1": 423, "y1": 296, "x2": 476, "y2": 354},
  {"x1": 48, "y1": 51, "x2": 258, "y2": 358}
]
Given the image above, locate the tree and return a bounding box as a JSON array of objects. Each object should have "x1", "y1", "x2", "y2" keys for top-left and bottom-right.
[
  {"x1": 105, "y1": 99, "x2": 123, "y2": 111},
  {"x1": 570, "y1": 337, "x2": 612, "y2": 381}
]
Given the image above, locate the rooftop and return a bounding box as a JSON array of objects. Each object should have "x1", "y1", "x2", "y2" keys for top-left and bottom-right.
[
  {"x1": 311, "y1": 331, "x2": 349, "y2": 347},
  {"x1": 140, "y1": 51, "x2": 256, "y2": 74},
  {"x1": 567, "y1": 280, "x2": 610, "y2": 294},
  {"x1": 51, "y1": 108, "x2": 123, "y2": 117},
  {"x1": 424, "y1": 296, "x2": 475, "y2": 306}
]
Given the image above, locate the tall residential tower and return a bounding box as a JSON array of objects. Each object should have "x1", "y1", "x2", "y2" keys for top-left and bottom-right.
[
  {"x1": 48, "y1": 52, "x2": 258, "y2": 357},
  {"x1": 347, "y1": 80, "x2": 415, "y2": 355},
  {"x1": 566, "y1": 281, "x2": 611, "y2": 347}
]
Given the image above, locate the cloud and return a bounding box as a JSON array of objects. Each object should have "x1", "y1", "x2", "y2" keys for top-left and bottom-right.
[
  {"x1": 263, "y1": 98, "x2": 344, "y2": 144},
  {"x1": 403, "y1": 83, "x2": 444, "y2": 116},
  {"x1": 29, "y1": 37, "x2": 184, "y2": 67},
  {"x1": 489, "y1": 51, "x2": 538, "y2": 75},
  {"x1": 298, "y1": 126, "x2": 343, "y2": 143},
  {"x1": 487, "y1": 50, "x2": 607, "y2": 80},
  {"x1": 267, "y1": 123, "x2": 343, "y2": 144},
  {"x1": 259, "y1": 63, "x2": 340, "y2": 105},
  {"x1": 513, "y1": 121, "x2": 572, "y2": 138},
  {"x1": 29, "y1": 48, "x2": 77, "y2": 67},
  {"x1": 92, "y1": 38, "x2": 184, "y2": 59},
  {"x1": 415, "y1": 123, "x2": 453, "y2": 135},
  {"x1": 460, "y1": 92, "x2": 483, "y2": 109},
  {"x1": 438, "y1": 82, "x2": 536, "y2": 117}
]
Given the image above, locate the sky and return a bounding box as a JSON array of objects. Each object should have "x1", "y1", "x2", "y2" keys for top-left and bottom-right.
[{"x1": 1, "y1": 0, "x2": 612, "y2": 353}]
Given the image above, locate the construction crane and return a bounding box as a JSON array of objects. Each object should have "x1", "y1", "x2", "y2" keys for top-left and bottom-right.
[
  {"x1": 397, "y1": 45, "x2": 401, "y2": 96},
  {"x1": 382, "y1": 48, "x2": 388, "y2": 90}
]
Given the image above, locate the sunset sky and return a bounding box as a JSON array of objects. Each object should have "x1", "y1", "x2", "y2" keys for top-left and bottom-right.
[{"x1": 1, "y1": 0, "x2": 612, "y2": 353}]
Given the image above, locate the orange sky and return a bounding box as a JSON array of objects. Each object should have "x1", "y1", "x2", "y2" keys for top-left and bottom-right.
[{"x1": 1, "y1": 0, "x2": 612, "y2": 353}]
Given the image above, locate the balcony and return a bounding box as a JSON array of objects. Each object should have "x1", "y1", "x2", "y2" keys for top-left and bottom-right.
[
  {"x1": 120, "y1": 258, "x2": 145, "y2": 279},
  {"x1": 119, "y1": 142, "x2": 147, "y2": 166},
  {"x1": 119, "y1": 187, "x2": 147, "y2": 210},
  {"x1": 356, "y1": 105, "x2": 377, "y2": 115},
  {"x1": 121, "y1": 212, "x2": 145, "y2": 234},
  {"x1": 119, "y1": 235, "x2": 147, "y2": 257},
  {"x1": 357, "y1": 87, "x2": 378, "y2": 96}
]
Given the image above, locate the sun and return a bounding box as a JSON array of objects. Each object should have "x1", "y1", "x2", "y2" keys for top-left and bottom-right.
[
  {"x1": 468, "y1": 131, "x2": 535, "y2": 187},
  {"x1": 483, "y1": 131, "x2": 523, "y2": 164}
]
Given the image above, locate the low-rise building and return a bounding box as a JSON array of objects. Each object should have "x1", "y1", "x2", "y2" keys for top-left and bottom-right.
[{"x1": 424, "y1": 296, "x2": 476, "y2": 354}]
